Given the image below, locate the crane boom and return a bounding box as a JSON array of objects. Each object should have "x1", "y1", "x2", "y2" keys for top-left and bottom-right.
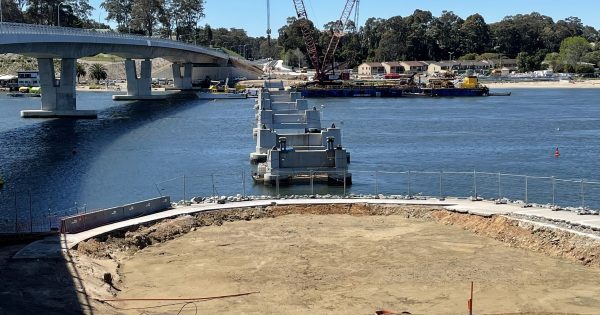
[
  {"x1": 321, "y1": 0, "x2": 357, "y2": 78},
  {"x1": 292, "y1": 0, "x2": 321, "y2": 76},
  {"x1": 266, "y1": 0, "x2": 271, "y2": 46}
]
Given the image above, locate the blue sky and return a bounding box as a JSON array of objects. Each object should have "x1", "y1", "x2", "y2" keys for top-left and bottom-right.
[{"x1": 90, "y1": 0, "x2": 600, "y2": 37}]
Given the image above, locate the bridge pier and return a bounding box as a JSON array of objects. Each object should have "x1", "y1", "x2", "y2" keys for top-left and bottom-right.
[
  {"x1": 172, "y1": 62, "x2": 193, "y2": 90},
  {"x1": 21, "y1": 58, "x2": 97, "y2": 118},
  {"x1": 113, "y1": 58, "x2": 161, "y2": 101}
]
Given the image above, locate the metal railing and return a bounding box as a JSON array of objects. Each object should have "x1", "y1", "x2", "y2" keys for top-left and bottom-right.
[
  {"x1": 0, "y1": 188, "x2": 87, "y2": 233},
  {"x1": 1, "y1": 169, "x2": 597, "y2": 233},
  {"x1": 0, "y1": 22, "x2": 229, "y2": 59},
  {"x1": 155, "y1": 170, "x2": 600, "y2": 213}
]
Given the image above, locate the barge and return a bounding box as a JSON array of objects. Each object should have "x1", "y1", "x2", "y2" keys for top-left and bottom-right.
[{"x1": 294, "y1": 75, "x2": 494, "y2": 98}]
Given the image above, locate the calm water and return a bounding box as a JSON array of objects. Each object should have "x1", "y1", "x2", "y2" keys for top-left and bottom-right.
[{"x1": 1, "y1": 89, "x2": 600, "y2": 223}]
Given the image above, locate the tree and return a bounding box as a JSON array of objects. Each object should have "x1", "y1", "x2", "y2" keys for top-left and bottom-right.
[
  {"x1": 76, "y1": 62, "x2": 87, "y2": 83},
  {"x1": 582, "y1": 50, "x2": 600, "y2": 67},
  {"x1": 88, "y1": 63, "x2": 107, "y2": 84},
  {"x1": 516, "y1": 52, "x2": 545, "y2": 72},
  {"x1": 461, "y1": 14, "x2": 490, "y2": 54},
  {"x1": 0, "y1": 0, "x2": 25, "y2": 22},
  {"x1": 169, "y1": 0, "x2": 205, "y2": 40},
  {"x1": 101, "y1": 0, "x2": 133, "y2": 31},
  {"x1": 459, "y1": 53, "x2": 479, "y2": 60},
  {"x1": 544, "y1": 52, "x2": 561, "y2": 71},
  {"x1": 130, "y1": 0, "x2": 166, "y2": 36},
  {"x1": 559, "y1": 36, "x2": 591, "y2": 69}
]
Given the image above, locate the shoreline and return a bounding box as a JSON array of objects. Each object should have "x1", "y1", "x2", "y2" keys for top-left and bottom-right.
[{"x1": 486, "y1": 79, "x2": 600, "y2": 89}]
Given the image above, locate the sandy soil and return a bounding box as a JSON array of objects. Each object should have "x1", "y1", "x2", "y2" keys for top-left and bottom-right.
[{"x1": 74, "y1": 205, "x2": 600, "y2": 315}]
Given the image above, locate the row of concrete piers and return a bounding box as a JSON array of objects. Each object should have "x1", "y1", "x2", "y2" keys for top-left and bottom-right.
[{"x1": 21, "y1": 58, "x2": 195, "y2": 119}]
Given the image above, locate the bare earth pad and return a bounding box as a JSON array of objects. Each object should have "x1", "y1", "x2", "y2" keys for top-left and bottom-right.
[{"x1": 109, "y1": 213, "x2": 600, "y2": 314}]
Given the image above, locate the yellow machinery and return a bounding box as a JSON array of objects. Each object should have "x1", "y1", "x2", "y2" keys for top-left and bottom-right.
[{"x1": 461, "y1": 76, "x2": 479, "y2": 88}]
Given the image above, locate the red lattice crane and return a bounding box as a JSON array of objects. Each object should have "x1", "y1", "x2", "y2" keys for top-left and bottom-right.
[{"x1": 292, "y1": 0, "x2": 357, "y2": 82}]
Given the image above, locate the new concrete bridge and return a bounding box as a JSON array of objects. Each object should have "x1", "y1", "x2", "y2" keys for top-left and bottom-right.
[{"x1": 0, "y1": 22, "x2": 259, "y2": 118}]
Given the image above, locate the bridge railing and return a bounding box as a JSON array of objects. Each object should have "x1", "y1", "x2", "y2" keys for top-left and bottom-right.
[{"x1": 0, "y1": 22, "x2": 229, "y2": 58}]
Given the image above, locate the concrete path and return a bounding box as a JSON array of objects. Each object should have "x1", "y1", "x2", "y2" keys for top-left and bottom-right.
[{"x1": 14, "y1": 197, "x2": 600, "y2": 258}]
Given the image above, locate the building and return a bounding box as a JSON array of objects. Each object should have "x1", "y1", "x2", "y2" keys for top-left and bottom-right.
[
  {"x1": 381, "y1": 61, "x2": 404, "y2": 74},
  {"x1": 488, "y1": 59, "x2": 518, "y2": 71},
  {"x1": 0, "y1": 74, "x2": 18, "y2": 88},
  {"x1": 452, "y1": 60, "x2": 494, "y2": 73},
  {"x1": 427, "y1": 61, "x2": 460, "y2": 74},
  {"x1": 357, "y1": 62, "x2": 385, "y2": 76},
  {"x1": 400, "y1": 61, "x2": 428, "y2": 73},
  {"x1": 17, "y1": 70, "x2": 40, "y2": 87}
]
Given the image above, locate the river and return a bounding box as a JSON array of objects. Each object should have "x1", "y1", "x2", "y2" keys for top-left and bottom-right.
[{"x1": 1, "y1": 89, "x2": 599, "y2": 227}]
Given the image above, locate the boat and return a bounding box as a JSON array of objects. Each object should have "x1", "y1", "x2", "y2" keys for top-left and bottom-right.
[
  {"x1": 197, "y1": 82, "x2": 248, "y2": 99},
  {"x1": 296, "y1": 85, "x2": 404, "y2": 98},
  {"x1": 416, "y1": 75, "x2": 489, "y2": 97},
  {"x1": 8, "y1": 86, "x2": 41, "y2": 97}
]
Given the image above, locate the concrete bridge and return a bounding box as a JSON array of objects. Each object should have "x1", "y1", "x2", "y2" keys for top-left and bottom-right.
[{"x1": 0, "y1": 22, "x2": 259, "y2": 118}]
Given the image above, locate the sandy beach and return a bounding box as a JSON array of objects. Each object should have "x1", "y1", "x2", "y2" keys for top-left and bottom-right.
[{"x1": 485, "y1": 79, "x2": 600, "y2": 89}]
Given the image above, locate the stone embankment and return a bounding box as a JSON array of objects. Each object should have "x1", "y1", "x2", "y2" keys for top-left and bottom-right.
[{"x1": 77, "y1": 203, "x2": 600, "y2": 268}]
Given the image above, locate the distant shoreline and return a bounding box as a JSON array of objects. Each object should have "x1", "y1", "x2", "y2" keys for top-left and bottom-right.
[{"x1": 486, "y1": 79, "x2": 600, "y2": 89}]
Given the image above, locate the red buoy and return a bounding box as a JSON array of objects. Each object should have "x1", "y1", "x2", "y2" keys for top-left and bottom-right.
[{"x1": 555, "y1": 147, "x2": 560, "y2": 158}]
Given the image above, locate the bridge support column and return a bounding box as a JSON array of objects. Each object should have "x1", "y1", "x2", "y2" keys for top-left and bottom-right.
[
  {"x1": 21, "y1": 58, "x2": 97, "y2": 118},
  {"x1": 172, "y1": 62, "x2": 193, "y2": 90},
  {"x1": 113, "y1": 58, "x2": 159, "y2": 100}
]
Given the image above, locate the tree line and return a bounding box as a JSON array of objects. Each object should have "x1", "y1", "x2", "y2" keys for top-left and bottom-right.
[
  {"x1": 1, "y1": 2, "x2": 599, "y2": 73},
  {"x1": 273, "y1": 10, "x2": 600, "y2": 73}
]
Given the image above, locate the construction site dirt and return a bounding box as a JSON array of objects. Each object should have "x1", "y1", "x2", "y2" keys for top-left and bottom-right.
[{"x1": 7, "y1": 204, "x2": 600, "y2": 314}]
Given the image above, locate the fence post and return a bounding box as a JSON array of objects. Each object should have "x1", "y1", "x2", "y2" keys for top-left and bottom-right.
[
  {"x1": 242, "y1": 171, "x2": 246, "y2": 197},
  {"x1": 29, "y1": 190, "x2": 32, "y2": 233},
  {"x1": 551, "y1": 176, "x2": 555, "y2": 207},
  {"x1": 525, "y1": 176, "x2": 528, "y2": 205},
  {"x1": 439, "y1": 171, "x2": 443, "y2": 199},
  {"x1": 211, "y1": 174, "x2": 216, "y2": 197},
  {"x1": 497, "y1": 172, "x2": 501, "y2": 200},
  {"x1": 581, "y1": 179, "x2": 585, "y2": 208},
  {"x1": 473, "y1": 170, "x2": 478, "y2": 199},
  {"x1": 310, "y1": 171, "x2": 314, "y2": 195},
  {"x1": 183, "y1": 175, "x2": 186, "y2": 201},
  {"x1": 14, "y1": 190, "x2": 17, "y2": 233},
  {"x1": 407, "y1": 170, "x2": 411, "y2": 198},
  {"x1": 276, "y1": 175, "x2": 280, "y2": 197},
  {"x1": 374, "y1": 171, "x2": 379, "y2": 195},
  {"x1": 343, "y1": 170, "x2": 346, "y2": 196}
]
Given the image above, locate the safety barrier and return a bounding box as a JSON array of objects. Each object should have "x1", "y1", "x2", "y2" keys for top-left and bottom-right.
[{"x1": 60, "y1": 196, "x2": 171, "y2": 234}]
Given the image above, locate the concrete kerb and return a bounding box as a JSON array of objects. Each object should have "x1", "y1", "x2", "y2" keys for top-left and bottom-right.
[{"x1": 54, "y1": 197, "x2": 600, "y2": 251}]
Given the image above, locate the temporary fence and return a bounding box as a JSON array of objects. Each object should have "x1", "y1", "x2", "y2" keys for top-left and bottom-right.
[
  {"x1": 155, "y1": 170, "x2": 600, "y2": 212},
  {"x1": 1, "y1": 169, "x2": 597, "y2": 234},
  {"x1": 0, "y1": 188, "x2": 87, "y2": 233}
]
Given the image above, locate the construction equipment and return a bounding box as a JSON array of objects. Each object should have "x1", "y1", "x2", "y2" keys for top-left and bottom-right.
[
  {"x1": 266, "y1": 0, "x2": 272, "y2": 46},
  {"x1": 292, "y1": 0, "x2": 357, "y2": 82}
]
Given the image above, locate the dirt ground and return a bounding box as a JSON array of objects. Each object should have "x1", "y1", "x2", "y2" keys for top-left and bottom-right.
[{"x1": 76, "y1": 205, "x2": 600, "y2": 315}]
